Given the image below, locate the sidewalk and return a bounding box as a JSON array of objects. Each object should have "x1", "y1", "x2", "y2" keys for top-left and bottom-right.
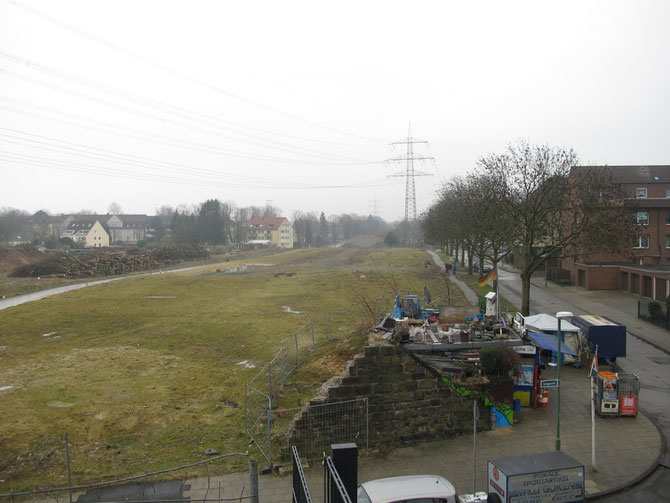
[{"x1": 528, "y1": 274, "x2": 670, "y2": 355}]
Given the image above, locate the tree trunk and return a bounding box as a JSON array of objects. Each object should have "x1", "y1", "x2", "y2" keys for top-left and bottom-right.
[
  {"x1": 520, "y1": 269, "x2": 532, "y2": 316},
  {"x1": 460, "y1": 246, "x2": 465, "y2": 267}
]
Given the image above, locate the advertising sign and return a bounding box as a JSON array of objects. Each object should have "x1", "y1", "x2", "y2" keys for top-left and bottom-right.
[
  {"x1": 620, "y1": 395, "x2": 637, "y2": 416},
  {"x1": 517, "y1": 365, "x2": 534, "y2": 387},
  {"x1": 488, "y1": 453, "x2": 585, "y2": 503},
  {"x1": 506, "y1": 468, "x2": 584, "y2": 503}
]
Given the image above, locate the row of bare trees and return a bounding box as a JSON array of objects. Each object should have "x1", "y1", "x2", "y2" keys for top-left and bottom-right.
[{"x1": 422, "y1": 141, "x2": 633, "y2": 315}]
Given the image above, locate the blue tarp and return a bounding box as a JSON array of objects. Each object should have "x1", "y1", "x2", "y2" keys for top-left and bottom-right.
[
  {"x1": 527, "y1": 331, "x2": 578, "y2": 356},
  {"x1": 466, "y1": 312, "x2": 484, "y2": 321}
]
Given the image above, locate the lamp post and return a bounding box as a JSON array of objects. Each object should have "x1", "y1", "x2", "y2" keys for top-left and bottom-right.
[{"x1": 555, "y1": 311, "x2": 573, "y2": 451}]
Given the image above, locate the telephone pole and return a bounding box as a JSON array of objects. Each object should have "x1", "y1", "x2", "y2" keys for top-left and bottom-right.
[{"x1": 386, "y1": 124, "x2": 433, "y2": 222}]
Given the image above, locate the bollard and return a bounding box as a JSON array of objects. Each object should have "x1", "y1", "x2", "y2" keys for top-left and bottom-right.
[{"x1": 490, "y1": 409, "x2": 497, "y2": 431}]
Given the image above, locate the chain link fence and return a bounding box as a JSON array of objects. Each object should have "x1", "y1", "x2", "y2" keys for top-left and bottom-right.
[{"x1": 244, "y1": 311, "x2": 368, "y2": 467}]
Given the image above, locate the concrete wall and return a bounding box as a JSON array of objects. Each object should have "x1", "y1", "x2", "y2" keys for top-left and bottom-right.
[{"x1": 286, "y1": 344, "x2": 488, "y2": 458}]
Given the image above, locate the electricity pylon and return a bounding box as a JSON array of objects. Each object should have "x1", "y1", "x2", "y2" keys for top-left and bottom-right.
[{"x1": 386, "y1": 124, "x2": 433, "y2": 222}]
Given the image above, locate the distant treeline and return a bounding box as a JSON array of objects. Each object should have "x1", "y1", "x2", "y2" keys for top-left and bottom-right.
[{"x1": 1, "y1": 199, "x2": 391, "y2": 247}]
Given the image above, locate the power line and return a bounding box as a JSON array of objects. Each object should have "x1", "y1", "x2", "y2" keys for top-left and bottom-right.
[
  {"x1": 0, "y1": 50, "x2": 380, "y2": 148},
  {"x1": 385, "y1": 124, "x2": 433, "y2": 221},
  {"x1": 0, "y1": 99, "x2": 384, "y2": 166},
  {"x1": 0, "y1": 68, "x2": 371, "y2": 164},
  {"x1": 2, "y1": 0, "x2": 386, "y2": 143}
]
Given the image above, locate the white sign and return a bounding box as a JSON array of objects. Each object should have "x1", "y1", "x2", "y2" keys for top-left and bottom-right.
[
  {"x1": 507, "y1": 468, "x2": 584, "y2": 503},
  {"x1": 513, "y1": 345, "x2": 537, "y2": 355}
]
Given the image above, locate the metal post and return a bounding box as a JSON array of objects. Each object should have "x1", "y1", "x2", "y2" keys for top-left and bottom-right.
[
  {"x1": 556, "y1": 317, "x2": 562, "y2": 451},
  {"x1": 310, "y1": 320, "x2": 315, "y2": 349},
  {"x1": 65, "y1": 433, "x2": 73, "y2": 503},
  {"x1": 473, "y1": 400, "x2": 479, "y2": 494},
  {"x1": 328, "y1": 312, "x2": 333, "y2": 340},
  {"x1": 267, "y1": 397, "x2": 273, "y2": 471},
  {"x1": 249, "y1": 460, "x2": 259, "y2": 503},
  {"x1": 555, "y1": 311, "x2": 573, "y2": 452},
  {"x1": 295, "y1": 332, "x2": 299, "y2": 369}
]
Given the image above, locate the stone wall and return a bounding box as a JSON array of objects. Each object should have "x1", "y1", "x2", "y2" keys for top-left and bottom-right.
[{"x1": 286, "y1": 343, "x2": 488, "y2": 459}]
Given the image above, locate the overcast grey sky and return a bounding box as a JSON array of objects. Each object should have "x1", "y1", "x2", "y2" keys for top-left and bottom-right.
[{"x1": 1, "y1": 0, "x2": 668, "y2": 221}]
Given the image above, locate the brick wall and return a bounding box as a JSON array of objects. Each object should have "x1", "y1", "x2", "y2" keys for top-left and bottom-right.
[{"x1": 286, "y1": 344, "x2": 488, "y2": 458}]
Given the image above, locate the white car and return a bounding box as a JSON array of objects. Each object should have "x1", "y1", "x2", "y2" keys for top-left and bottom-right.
[{"x1": 357, "y1": 475, "x2": 458, "y2": 503}]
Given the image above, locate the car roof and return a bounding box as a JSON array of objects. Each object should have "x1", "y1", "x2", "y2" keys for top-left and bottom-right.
[{"x1": 360, "y1": 475, "x2": 456, "y2": 501}]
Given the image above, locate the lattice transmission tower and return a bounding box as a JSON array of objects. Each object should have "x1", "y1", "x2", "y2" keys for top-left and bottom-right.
[{"x1": 385, "y1": 124, "x2": 433, "y2": 221}]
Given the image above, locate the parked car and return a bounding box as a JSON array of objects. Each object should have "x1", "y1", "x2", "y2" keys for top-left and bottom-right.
[
  {"x1": 473, "y1": 262, "x2": 493, "y2": 274},
  {"x1": 357, "y1": 475, "x2": 458, "y2": 503}
]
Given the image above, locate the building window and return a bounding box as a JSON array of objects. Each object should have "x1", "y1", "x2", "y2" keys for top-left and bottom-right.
[
  {"x1": 633, "y1": 235, "x2": 649, "y2": 249},
  {"x1": 636, "y1": 212, "x2": 649, "y2": 225},
  {"x1": 666, "y1": 235, "x2": 670, "y2": 249},
  {"x1": 666, "y1": 212, "x2": 670, "y2": 225},
  {"x1": 666, "y1": 188, "x2": 670, "y2": 198},
  {"x1": 636, "y1": 188, "x2": 647, "y2": 198}
]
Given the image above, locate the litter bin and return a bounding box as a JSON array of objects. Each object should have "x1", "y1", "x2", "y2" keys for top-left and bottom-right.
[
  {"x1": 617, "y1": 373, "x2": 640, "y2": 417},
  {"x1": 596, "y1": 371, "x2": 619, "y2": 417}
]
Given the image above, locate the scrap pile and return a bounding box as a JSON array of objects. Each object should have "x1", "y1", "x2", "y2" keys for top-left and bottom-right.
[{"x1": 10, "y1": 244, "x2": 209, "y2": 278}]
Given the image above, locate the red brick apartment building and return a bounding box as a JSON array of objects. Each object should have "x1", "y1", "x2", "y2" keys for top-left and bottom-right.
[{"x1": 562, "y1": 165, "x2": 670, "y2": 300}]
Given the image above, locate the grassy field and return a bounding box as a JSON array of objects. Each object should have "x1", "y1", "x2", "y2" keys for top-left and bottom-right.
[{"x1": 0, "y1": 247, "x2": 449, "y2": 491}]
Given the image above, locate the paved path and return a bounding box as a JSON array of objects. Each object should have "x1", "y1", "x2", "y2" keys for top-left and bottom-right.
[{"x1": 426, "y1": 249, "x2": 478, "y2": 305}]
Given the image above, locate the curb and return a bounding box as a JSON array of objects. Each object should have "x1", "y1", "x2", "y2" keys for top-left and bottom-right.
[{"x1": 585, "y1": 408, "x2": 666, "y2": 500}]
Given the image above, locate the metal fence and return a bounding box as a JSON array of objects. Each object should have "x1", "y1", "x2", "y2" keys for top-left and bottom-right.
[
  {"x1": 277, "y1": 398, "x2": 368, "y2": 463},
  {"x1": 0, "y1": 446, "x2": 255, "y2": 503},
  {"x1": 292, "y1": 446, "x2": 312, "y2": 503},
  {"x1": 638, "y1": 299, "x2": 670, "y2": 330},
  {"x1": 244, "y1": 311, "x2": 369, "y2": 468},
  {"x1": 323, "y1": 455, "x2": 352, "y2": 503}
]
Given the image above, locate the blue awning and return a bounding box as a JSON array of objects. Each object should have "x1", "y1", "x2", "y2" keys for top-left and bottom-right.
[{"x1": 527, "y1": 331, "x2": 578, "y2": 356}]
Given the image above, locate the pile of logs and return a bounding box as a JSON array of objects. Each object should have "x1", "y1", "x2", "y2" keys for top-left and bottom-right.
[{"x1": 10, "y1": 244, "x2": 210, "y2": 279}]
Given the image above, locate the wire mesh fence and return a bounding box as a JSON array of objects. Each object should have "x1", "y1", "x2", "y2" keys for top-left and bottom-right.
[
  {"x1": 275, "y1": 398, "x2": 368, "y2": 463},
  {"x1": 244, "y1": 311, "x2": 368, "y2": 467}
]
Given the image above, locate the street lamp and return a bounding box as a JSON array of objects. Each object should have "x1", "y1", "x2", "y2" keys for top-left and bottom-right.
[{"x1": 555, "y1": 311, "x2": 573, "y2": 451}]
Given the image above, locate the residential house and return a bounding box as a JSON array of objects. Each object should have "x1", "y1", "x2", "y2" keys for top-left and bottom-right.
[
  {"x1": 62, "y1": 219, "x2": 110, "y2": 248},
  {"x1": 247, "y1": 217, "x2": 294, "y2": 248},
  {"x1": 562, "y1": 165, "x2": 670, "y2": 299},
  {"x1": 7, "y1": 231, "x2": 37, "y2": 246},
  {"x1": 106, "y1": 214, "x2": 148, "y2": 244}
]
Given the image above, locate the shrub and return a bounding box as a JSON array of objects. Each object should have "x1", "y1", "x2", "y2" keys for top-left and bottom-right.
[
  {"x1": 479, "y1": 345, "x2": 521, "y2": 378},
  {"x1": 648, "y1": 301, "x2": 662, "y2": 319}
]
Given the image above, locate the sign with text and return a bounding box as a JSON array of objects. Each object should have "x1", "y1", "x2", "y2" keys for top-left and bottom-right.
[{"x1": 540, "y1": 379, "x2": 559, "y2": 388}]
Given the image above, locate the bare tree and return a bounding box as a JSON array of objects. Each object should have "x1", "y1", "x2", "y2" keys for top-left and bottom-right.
[
  {"x1": 478, "y1": 141, "x2": 631, "y2": 315},
  {"x1": 108, "y1": 202, "x2": 123, "y2": 214}
]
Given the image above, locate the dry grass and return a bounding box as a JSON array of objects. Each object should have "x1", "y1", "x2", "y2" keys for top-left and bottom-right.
[{"x1": 0, "y1": 247, "x2": 447, "y2": 491}]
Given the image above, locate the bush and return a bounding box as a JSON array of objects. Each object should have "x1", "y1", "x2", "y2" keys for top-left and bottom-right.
[
  {"x1": 479, "y1": 345, "x2": 521, "y2": 378},
  {"x1": 648, "y1": 300, "x2": 662, "y2": 319}
]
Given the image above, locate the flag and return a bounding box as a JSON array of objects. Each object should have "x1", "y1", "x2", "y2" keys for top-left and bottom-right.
[
  {"x1": 589, "y1": 345, "x2": 599, "y2": 377},
  {"x1": 478, "y1": 268, "x2": 497, "y2": 287}
]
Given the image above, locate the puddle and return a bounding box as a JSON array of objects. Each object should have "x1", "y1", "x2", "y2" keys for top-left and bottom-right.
[
  {"x1": 41, "y1": 332, "x2": 57, "y2": 337},
  {"x1": 282, "y1": 306, "x2": 304, "y2": 314},
  {"x1": 0, "y1": 385, "x2": 14, "y2": 392},
  {"x1": 144, "y1": 296, "x2": 177, "y2": 299},
  {"x1": 236, "y1": 360, "x2": 257, "y2": 369}
]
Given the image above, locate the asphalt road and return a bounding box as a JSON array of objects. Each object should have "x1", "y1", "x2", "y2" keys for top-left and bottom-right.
[{"x1": 497, "y1": 268, "x2": 670, "y2": 502}]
